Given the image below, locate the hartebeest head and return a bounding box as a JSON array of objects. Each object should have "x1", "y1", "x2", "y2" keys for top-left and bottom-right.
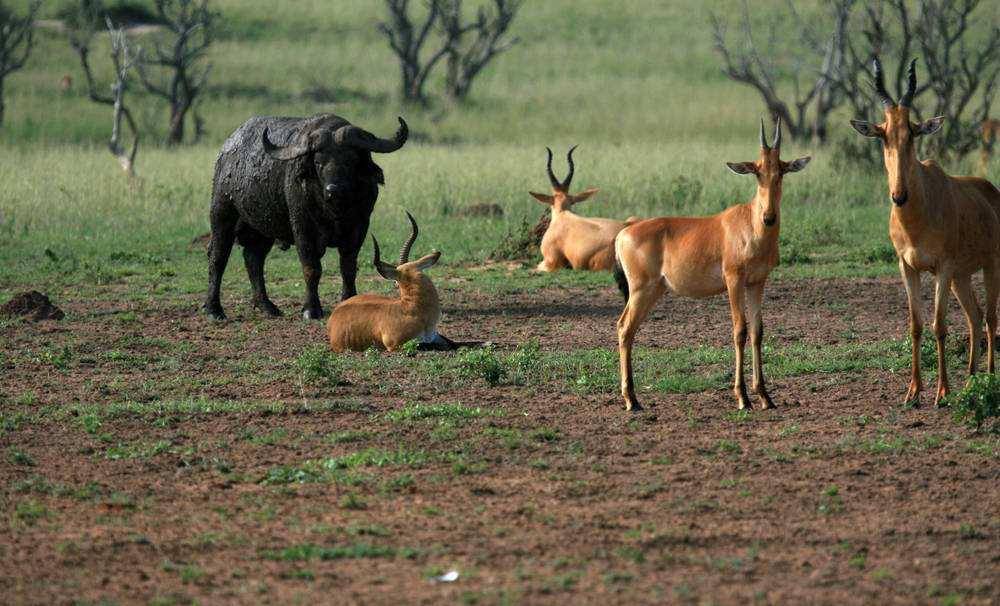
[
  {"x1": 725, "y1": 118, "x2": 811, "y2": 227},
  {"x1": 529, "y1": 146, "x2": 600, "y2": 212},
  {"x1": 850, "y1": 58, "x2": 945, "y2": 206},
  {"x1": 371, "y1": 211, "x2": 440, "y2": 286}
]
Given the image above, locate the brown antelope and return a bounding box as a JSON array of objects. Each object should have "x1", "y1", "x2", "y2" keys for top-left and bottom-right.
[
  {"x1": 981, "y1": 118, "x2": 999, "y2": 174},
  {"x1": 614, "y1": 118, "x2": 810, "y2": 411},
  {"x1": 530, "y1": 146, "x2": 639, "y2": 272},
  {"x1": 327, "y1": 212, "x2": 455, "y2": 352},
  {"x1": 850, "y1": 58, "x2": 1000, "y2": 406},
  {"x1": 59, "y1": 74, "x2": 72, "y2": 93}
]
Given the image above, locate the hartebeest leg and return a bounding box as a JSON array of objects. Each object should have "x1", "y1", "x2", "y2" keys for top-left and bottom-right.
[
  {"x1": 617, "y1": 280, "x2": 665, "y2": 412},
  {"x1": 932, "y1": 270, "x2": 953, "y2": 405},
  {"x1": 950, "y1": 274, "x2": 981, "y2": 377},
  {"x1": 746, "y1": 281, "x2": 774, "y2": 409},
  {"x1": 900, "y1": 261, "x2": 924, "y2": 405},
  {"x1": 984, "y1": 264, "x2": 999, "y2": 374},
  {"x1": 725, "y1": 274, "x2": 752, "y2": 410}
]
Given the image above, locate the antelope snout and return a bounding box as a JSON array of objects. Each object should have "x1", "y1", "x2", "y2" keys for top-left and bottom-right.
[
  {"x1": 891, "y1": 190, "x2": 908, "y2": 206},
  {"x1": 763, "y1": 213, "x2": 776, "y2": 227}
]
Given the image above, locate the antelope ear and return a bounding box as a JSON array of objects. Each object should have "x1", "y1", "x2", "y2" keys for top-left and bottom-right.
[
  {"x1": 529, "y1": 192, "x2": 555, "y2": 205},
  {"x1": 726, "y1": 162, "x2": 756, "y2": 175},
  {"x1": 569, "y1": 188, "x2": 599, "y2": 204},
  {"x1": 414, "y1": 250, "x2": 441, "y2": 271},
  {"x1": 915, "y1": 116, "x2": 945, "y2": 137},
  {"x1": 785, "y1": 156, "x2": 811, "y2": 173},
  {"x1": 850, "y1": 119, "x2": 882, "y2": 138}
]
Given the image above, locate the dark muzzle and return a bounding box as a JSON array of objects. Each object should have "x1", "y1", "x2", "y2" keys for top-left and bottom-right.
[
  {"x1": 763, "y1": 213, "x2": 776, "y2": 227},
  {"x1": 891, "y1": 191, "x2": 908, "y2": 206}
]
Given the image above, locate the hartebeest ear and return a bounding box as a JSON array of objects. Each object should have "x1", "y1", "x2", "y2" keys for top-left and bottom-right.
[
  {"x1": 726, "y1": 162, "x2": 757, "y2": 175},
  {"x1": 569, "y1": 188, "x2": 599, "y2": 204},
  {"x1": 785, "y1": 156, "x2": 811, "y2": 173},
  {"x1": 529, "y1": 192, "x2": 555, "y2": 205},
  {"x1": 414, "y1": 250, "x2": 441, "y2": 271},
  {"x1": 914, "y1": 116, "x2": 945, "y2": 137},
  {"x1": 850, "y1": 119, "x2": 882, "y2": 138}
]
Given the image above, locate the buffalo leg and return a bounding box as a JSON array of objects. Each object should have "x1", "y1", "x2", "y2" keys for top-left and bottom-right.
[
  {"x1": 203, "y1": 205, "x2": 237, "y2": 321},
  {"x1": 337, "y1": 244, "x2": 360, "y2": 301},
  {"x1": 239, "y1": 227, "x2": 280, "y2": 317},
  {"x1": 296, "y1": 242, "x2": 325, "y2": 320}
]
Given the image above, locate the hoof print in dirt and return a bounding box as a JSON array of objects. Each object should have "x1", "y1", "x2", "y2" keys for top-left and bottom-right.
[{"x1": 1, "y1": 290, "x2": 65, "y2": 321}]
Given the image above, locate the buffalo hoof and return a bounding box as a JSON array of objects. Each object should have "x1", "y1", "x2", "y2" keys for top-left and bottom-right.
[
  {"x1": 302, "y1": 306, "x2": 325, "y2": 320},
  {"x1": 202, "y1": 304, "x2": 226, "y2": 321},
  {"x1": 254, "y1": 300, "x2": 283, "y2": 317}
]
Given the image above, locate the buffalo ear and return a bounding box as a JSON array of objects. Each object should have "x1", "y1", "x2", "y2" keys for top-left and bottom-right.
[
  {"x1": 263, "y1": 128, "x2": 331, "y2": 160},
  {"x1": 369, "y1": 160, "x2": 385, "y2": 185},
  {"x1": 726, "y1": 162, "x2": 757, "y2": 175}
]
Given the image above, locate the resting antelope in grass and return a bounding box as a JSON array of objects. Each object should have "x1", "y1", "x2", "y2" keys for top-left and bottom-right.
[
  {"x1": 614, "y1": 118, "x2": 810, "y2": 411},
  {"x1": 850, "y1": 58, "x2": 1000, "y2": 406},
  {"x1": 530, "y1": 146, "x2": 639, "y2": 272},
  {"x1": 327, "y1": 212, "x2": 455, "y2": 352}
]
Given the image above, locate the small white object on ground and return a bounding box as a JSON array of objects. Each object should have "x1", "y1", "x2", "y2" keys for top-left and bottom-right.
[{"x1": 433, "y1": 570, "x2": 459, "y2": 583}]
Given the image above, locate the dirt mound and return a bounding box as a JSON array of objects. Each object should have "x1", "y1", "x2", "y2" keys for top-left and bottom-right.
[{"x1": 1, "y1": 290, "x2": 64, "y2": 321}]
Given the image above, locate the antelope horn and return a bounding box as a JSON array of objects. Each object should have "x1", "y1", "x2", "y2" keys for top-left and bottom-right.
[
  {"x1": 371, "y1": 236, "x2": 397, "y2": 280},
  {"x1": 759, "y1": 118, "x2": 769, "y2": 150},
  {"x1": 545, "y1": 147, "x2": 560, "y2": 189},
  {"x1": 900, "y1": 58, "x2": 917, "y2": 108},
  {"x1": 333, "y1": 117, "x2": 408, "y2": 153},
  {"x1": 772, "y1": 116, "x2": 782, "y2": 149},
  {"x1": 562, "y1": 145, "x2": 578, "y2": 190},
  {"x1": 397, "y1": 211, "x2": 419, "y2": 264},
  {"x1": 872, "y1": 57, "x2": 895, "y2": 108}
]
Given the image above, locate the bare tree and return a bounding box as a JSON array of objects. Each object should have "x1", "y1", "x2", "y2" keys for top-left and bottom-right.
[
  {"x1": 0, "y1": 0, "x2": 41, "y2": 127},
  {"x1": 378, "y1": 0, "x2": 450, "y2": 104},
  {"x1": 710, "y1": 0, "x2": 852, "y2": 143},
  {"x1": 439, "y1": 0, "x2": 522, "y2": 101},
  {"x1": 68, "y1": 9, "x2": 141, "y2": 178},
  {"x1": 379, "y1": 0, "x2": 522, "y2": 104},
  {"x1": 137, "y1": 0, "x2": 214, "y2": 145}
]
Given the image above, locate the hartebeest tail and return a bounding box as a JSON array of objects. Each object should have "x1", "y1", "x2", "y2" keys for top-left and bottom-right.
[
  {"x1": 851, "y1": 58, "x2": 1000, "y2": 406},
  {"x1": 531, "y1": 146, "x2": 639, "y2": 272},
  {"x1": 327, "y1": 212, "x2": 455, "y2": 352},
  {"x1": 615, "y1": 118, "x2": 810, "y2": 412},
  {"x1": 613, "y1": 258, "x2": 629, "y2": 301}
]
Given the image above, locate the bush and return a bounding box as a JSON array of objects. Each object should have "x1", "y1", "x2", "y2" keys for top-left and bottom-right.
[
  {"x1": 947, "y1": 373, "x2": 1000, "y2": 433},
  {"x1": 489, "y1": 214, "x2": 546, "y2": 262},
  {"x1": 295, "y1": 346, "x2": 342, "y2": 388},
  {"x1": 457, "y1": 344, "x2": 508, "y2": 386}
]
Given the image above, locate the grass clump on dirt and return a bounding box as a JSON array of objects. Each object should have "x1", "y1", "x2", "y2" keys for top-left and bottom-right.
[
  {"x1": 457, "y1": 340, "x2": 542, "y2": 386},
  {"x1": 295, "y1": 346, "x2": 342, "y2": 388},
  {"x1": 262, "y1": 543, "x2": 396, "y2": 561},
  {"x1": 384, "y1": 402, "x2": 487, "y2": 423},
  {"x1": 947, "y1": 373, "x2": 1000, "y2": 433}
]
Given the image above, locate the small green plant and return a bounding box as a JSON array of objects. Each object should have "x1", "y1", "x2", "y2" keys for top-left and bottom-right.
[
  {"x1": 7, "y1": 448, "x2": 35, "y2": 466},
  {"x1": 339, "y1": 493, "x2": 367, "y2": 510},
  {"x1": 296, "y1": 346, "x2": 342, "y2": 388},
  {"x1": 400, "y1": 339, "x2": 420, "y2": 356},
  {"x1": 946, "y1": 373, "x2": 1000, "y2": 432},
  {"x1": 458, "y1": 345, "x2": 508, "y2": 386}
]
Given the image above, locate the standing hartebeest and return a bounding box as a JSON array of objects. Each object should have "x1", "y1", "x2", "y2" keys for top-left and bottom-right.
[
  {"x1": 614, "y1": 118, "x2": 810, "y2": 411},
  {"x1": 851, "y1": 58, "x2": 1000, "y2": 406},
  {"x1": 530, "y1": 146, "x2": 639, "y2": 272}
]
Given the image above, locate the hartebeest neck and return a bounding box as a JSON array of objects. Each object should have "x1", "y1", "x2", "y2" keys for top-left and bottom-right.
[
  {"x1": 397, "y1": 275, "x2": 440, "y2": 314},
  {"x1": 750, "y1": 187, "x2": 780, "y2": 239}
]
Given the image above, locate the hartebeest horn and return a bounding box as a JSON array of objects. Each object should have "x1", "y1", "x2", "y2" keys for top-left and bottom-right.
[
  {"x1": 872, "y1": 57, "x2": 895, "y2": 108},
  {"x1": 398, "y1": 211, "x2": 419, "y2": 264},
  {"x1": 900, "y1": 58, "x2": 917, "y2": 108},
  {"x1": 759, "y1": 118, "x2": 769, "y2": 150},
  {"x1": 772, "y1": 116, "x2": 782, "y2": 149},
  {"x1": 334, "y1": 117, "x2": 408, "y2": 153},
  {"x1": 545, "y1": 147, "x2": 560, "y2": 189},
  {"x1": 562, "y1": 145, "x2": 578, "y2": 190},
  {"x1": 372, "y1": 236, "x2": 398, "y2": 280}
]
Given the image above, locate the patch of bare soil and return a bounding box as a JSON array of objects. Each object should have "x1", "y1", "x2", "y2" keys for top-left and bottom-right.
[{"x1": 1, "y1": 278, "x2": 998, "y2": 605}]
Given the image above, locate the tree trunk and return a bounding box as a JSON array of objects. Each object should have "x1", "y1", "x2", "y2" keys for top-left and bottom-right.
[
  {"x1": 0, "y1": 79, "x2": 5, "y2": 127},
  {"x1": 167, "y1": 102, "x2": 187, "y2": 145}
]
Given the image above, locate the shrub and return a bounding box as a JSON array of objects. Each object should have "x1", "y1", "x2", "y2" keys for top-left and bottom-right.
[
  {"x1": 295, "y1": 346, "x2": 341, "y2": 387},
  {"x1": 457, "y1": 344, "x2": 508, "y2": 386},
  {"x1": 947, "y1": 373, "x2": 1000, "y2": 433}
]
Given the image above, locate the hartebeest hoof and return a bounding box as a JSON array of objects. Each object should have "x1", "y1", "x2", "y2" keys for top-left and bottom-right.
[
  {"x1": 757, "y1": 393, "x2": 775, "y2": 410},
  {"x1": 623, "y1": 399, "x2": 644, "y2": 412}
]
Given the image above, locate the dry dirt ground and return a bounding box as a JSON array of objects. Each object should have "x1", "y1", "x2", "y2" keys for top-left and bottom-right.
[{"x1": 1, "y1": 276, "x2": 998, "y2": 605}]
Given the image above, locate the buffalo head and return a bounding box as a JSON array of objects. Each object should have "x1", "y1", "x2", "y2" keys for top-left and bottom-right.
[{"x1": 262, "y1": 117, "x2": 409, "y2": 203}]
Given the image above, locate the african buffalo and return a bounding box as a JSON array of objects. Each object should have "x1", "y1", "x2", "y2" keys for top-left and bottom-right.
[{"x1": 202, "y1": 114, "x2": 408, "y2": 320}]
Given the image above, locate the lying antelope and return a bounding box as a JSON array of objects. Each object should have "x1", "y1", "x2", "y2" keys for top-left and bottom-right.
[
  {"x1": 614, "y1": 118, "x2": 810, "y2": 411},
  {"x1": 851, "y1": 58, "x2": 1000, "y2": 406},
  {"x1": 530, "y1": 146, "x2": 639, "y2": 272},
  {"x1": 327, "y1": 212, "x2": 455, "y2": 352}
]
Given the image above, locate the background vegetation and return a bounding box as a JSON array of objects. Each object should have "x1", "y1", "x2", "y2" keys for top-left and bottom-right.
[{"x1": 0, "y1": 0, "x2": 997, "y2": 301}]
